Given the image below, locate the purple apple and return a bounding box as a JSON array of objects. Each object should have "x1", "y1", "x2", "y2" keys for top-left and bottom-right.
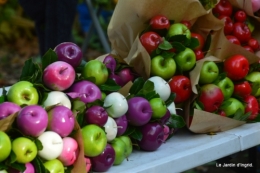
[
  {"x1": 8, "y1": 162, "x2": 35, "y2": 173},
  {"x1": 58, "y1": 137, "x2": 79, "y2": 166},
  {"x1": 160, "y1": 109, "x2": 171, "y2": 125},
  {"x1": 0, "y1": 102, "x2": 21, "y2": 120},
  {"x1": 109, "y1": 73, "x2": 124, "y2": 87},
  {"x1": 114, "y1": 115, "x2": 128, "y2": 136},
  {"x1": 54, "y1": 42, "x2": 83, "y2": 68},
  {"x1": 118, "y1": 68, "x2": 135, "y2": 86},
  {"x1": 126, "y1": 97, "x2": 152, "y2": 126},
  {"x1": 16, "y1": 105, "x2": 48, "y2": 137},
  {"x1": 137, "y1": 122, "x2": 164, "y2": 151},
  {"x1": 47, "y1": 105, "x2": 75, "y2": 137},
  {"x1": 85, "y1": 105, "x2": 108, "y2": 126},
  {"x1": 90, "y1": 143, "x2": 115, "y2": 172},
  {"x1": 66, "y1": 80, "x2": 102, "y2": 104},
  {"x1": 103, "y1": 54, "x2": 117, "y2": 73},
  {"x1": 43, "y1": 61, "x2": 76, "y2": 91}
]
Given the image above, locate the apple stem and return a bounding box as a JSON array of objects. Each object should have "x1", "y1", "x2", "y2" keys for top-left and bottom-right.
[{"x1": 60, "y1": 67, "x2": 68, "y2": 74}]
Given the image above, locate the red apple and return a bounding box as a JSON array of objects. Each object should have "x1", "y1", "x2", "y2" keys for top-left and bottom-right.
[
  {"x1": 243, "y1": 45, "x2": 254, "y2": 53},
  {"x1": 226, "y1": 35, "x2": 241, "y2": 45},
  {"x1": 247, "y1": 38, "x2": 259, "y2": 52},
  {"x1": 150, "y1": 14, "x2": 170, "y2": 30},
  {"x1": 194, "y1": 49, "x2": 205, "y2": 60},
  {"x1": 180, "y1": 20, "x2": 192, "y2": 29},
  {"x1": 234, "y1": 10, "x2": 247, "y2": 23},
  {"x1": 232, "y1": 22, "x2": 251, "y2": 43},
  {"x1": 213, "y1": 0, "x2": 233, "y2": 17},
  {"x1": 233, "y1": 81, "x2": 252, "y2": 98},
  {"x1": 191, "y1": 32, "x2": 205, "y2": 51},
  {"x1": 140, "y1": 31, "x2": 162, "y2": 54},
  {"x1": 244, "y1": 95, "x2": 259, "y2": 120},
  {"x1": 218, "y1": 15, "x2": 234, "y2": 35}
]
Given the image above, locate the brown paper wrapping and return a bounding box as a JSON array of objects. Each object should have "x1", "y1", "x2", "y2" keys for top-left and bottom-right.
[{"x1": 0, "y1": 112, "x2": 17, "y2": 131}]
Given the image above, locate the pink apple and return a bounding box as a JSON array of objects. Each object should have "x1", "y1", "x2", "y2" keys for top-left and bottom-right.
[
  {"x1": 8, "y1": 162, "x2": 35, "y2": 173},
  {"x1": 0, "y1": 102, "x2": 21, "y2": 120},
  {"x1": 58, "y1": 137, "x2": 79, "y2": 166},
  {"x1": 47, "y1": 105, "x2": 75, "y2": 137},
  {"x1": 16, "y1": 105, "x2": 48, "y2": 137},
  {"x1": 251, "y1": 0, "x2": 260, "y2": 12},
  {"x1": 84, "y1": 157, "x2": 92, "y2": 172},
  {"x1": 43, "y1": 61, "x2": 76, "y2": 91},
  {"x1": 163, "y1": 125, "x2": 170, "y2": 142}
]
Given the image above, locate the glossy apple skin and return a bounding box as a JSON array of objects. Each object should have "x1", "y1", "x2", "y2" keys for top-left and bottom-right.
[
  {"x1": 67, "y1": 80, "x2": 102, "y2": 104},
  {"x1": 137, "y1": 122, "x2": 164, "y2": 151},
  {"x1": 199, "y1": 61, "x2": 219, "y2": 84},
  {"x1": 216, "y1": 77, "x2": 234, "y2": 100},
  {"x1": 103, "y1": 54, "x2": 117, "y2": 73},
  {"x1": 90, "y1": 143, "x2": 115, "y2": 172},
  {"x1": 109, "y1": 73, "x2": 124, "y2": 86},
  {"x1": 114, "y1": 115, "x2": 128, "y2": 136},
  {"x1": 213, "y1": 0, "x2": 233, "y2": 17},
  {"x1": 54, "y1": 42, "x2": 83, "y2": 68},
  {"x1": 8, "y1": 162, "x2": 35, "y2": 173},
  {"x1": 0, "y1": 131, "x2": 11, "y2": 162},
  {"x1": 168, "y1": 75, "x2": 192, "y2": 104},
  {"x1": 224, "y1": 54, "x2": 249, "y2": 81},
  {"x1": 85, "y1": 105, "x2": 108, "y2": 126},
  {"x1": 126, "y1": 97, "x2": 152, "y2": 126},
  {"x1": 148, "y1": 76, "x2": 171, "y2": 101},
  {"x1": 43, "y1": 61, "x2": 76, "y2": 91},
  {"x1": 232, "y1": 22, "x2": 251, "y2": 44},
  {"x1": 221, "y1": 97, "x2": 245, "y2": 116},
  {"x1": 199, "y1": 84, "x2": 224, "y2": 112},
  {"x1": 243, "y1": 45, "x2": 254, "y2": 53},
  {"x1": 149, "y1": 14, "x2": 170, "y2": 30},
  {"x1": 43, "y1": 159, "x2": 64, "y2": 173},
  {"x1": 160, "y1": 109, "x2": 171, "y2": 124},
  {"x1": 140, "y1": 31, "x2": 162, "y2": 54},
  {"x1": 58, "y1": 137, "x2": 78, "y2": 166},
  {"x1": 0, "y1": 102, "x2": 21, "y2": 120},
  {"x1": 234, "y1": 10, "x2": 247, "y2": 23},
  {"x1": 167, "y1": 23, "x2": 191, "y2": 39},
  {"x1": 218, "y1": 15, "x2": 233, "y2": 35},
  {"x1": 244, "y1": 95, "x2": 259, "y2": 120},
  {"x1": 233, "y1": 81, "x2": 252, "y2": 98},
  {"x1": 118, "y1": 68, "x2": 135, "y2": 86},
  {"x1": 191, "y1": 32, "x2": 205, "y2": 50},
  {"x1": 226, "y1": 35, "x2": 241, "y2": 45},
  {"x1": 194, "y1": 49, "x2": 204, "y2": 61},
  {"x1": 47, "y1": 105, "x2": 75, "y2": 137},
  {"x1": 16, "y1": 105, "x2": 48, "y2": 137},
  {"x1": 251, "y1": 0, "x2": 260, "y2": 12},
  {"x1": 247, "y1": 38, "x2": 259, "y2": 51}
]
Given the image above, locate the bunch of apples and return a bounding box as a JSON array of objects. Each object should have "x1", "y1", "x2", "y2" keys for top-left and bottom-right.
[{"x1": 212, "y1": 0, "x2": 260, "y2": 54}]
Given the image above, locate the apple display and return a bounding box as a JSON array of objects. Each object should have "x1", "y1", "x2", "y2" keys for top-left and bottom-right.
[
  {"x1": 126, "y1": 97, "x2": 152, "y2": 126},
  {"x1": 114, "y1": 114, "x2": 128, "y2": 136},
  {"x1": 118, "y1": 67, "x2": 135, "y2": 86},
  {"x1": 232, "y1": 22, "x2": 251, "y2": 44},
  {"x1": 148, "y1": 76, "x2": 171, "y2": 101},
  {"x1": 43, "y1": 159, "x2": 64, "y2": 173},
  {"x1": 103, "y1": 54, "x2": 117, "y2": 73},
  {"x1": 54, "y1": 42, "x2": 83, "y2": 68},
  {"x1": 149, "y1": 14, "x2": 170, "y2": 30},
  {"x1": 212, "y1": 0, "x2": 233, "y2": 17},
  {"x1": 7, "y1": 81, "x2": 39, "y2": 106},
  {"x1": 216, "y1": 77, "x2": 234, "y2": 100},
  {"x1": 244, "y1": 95, "x2": 258, "y2": 120},
  {"x1": 221, "y1": 97, "x2": 245, "y2": 116},
  {"x1": 12, "y1": 137, "x2": 37, "y2": 163},
  {"x1": 251, "y1": 0, "x2": 260, "y2": 12},
  {"x1": 108, "y1": 73, "x2": 124, "y2": 86},
  {"x1": 174, "y1": 47, "x2": 196, "y2": 72},
  {"x1": 0, "y1": 131, "x2": 11, "y2": 162},
  {"x1": 199, "y1": 61, "x2": 219, "y2": 84},
  {"x1": 0, "y1": 102, "x2": 21, "y2": 120},
  {"x1": 47, "y1": 105, "x2": 75, "y2": 137},
  {"x1": 118, "y1": 135, "x2": 133, "y2": 157},
  {"x1": 110, "y1": 137, "x2": 127, "y2": 165},
  {"x1": 8, "y1": 162, "x2": 35, "y2": 173},
  {"x1": 149, "y1": 97, "x2": 167, "y2": 119},
  {"x1": 191, "y1": 32, "x2": 205, "y2": 50},
  {"x1": 37, "y1": 131, "x2": 64, "y2": 160},
  {"x1": 140, "y1": 31, "x2": 162, "y2": 54},
  {"x1": 233, "y1": 81, "x2": 252, "y2": 98},
  {"x1": 81, "y1": 124, "x2": 107, "y2": 157},
  {"x1": 43, "y1": 61, "x2": 76, "y2": 91},
  {"x1": 167, "y1": 102, "x2": 177, "y2": 115},
  {"x1": 58, "y1": 137, "x2": 78, "y2": 166},
  {"x1": 85, "y1": 105, "x2": 108, "y2": 126},
  {"x1": 218, "y1": 15, "x2": 234, "y2": 35},
  {"x1": 16, "y1": 105, "x2": 48, "y2": 137},
  {"x1": 81, "y1": 59, "x2": 109, "y2": 86},
  {"x1": 167, "y1": 23, "x2": 191, "y2": 39},
  {"x1": 103, "y1": 116, "x2": 118, "y2": 142},
  {"x1": 42, "y1": 91, "x2": 71, "y2": 109},
  {"x1": 103, "y1": 92, "x2": 128, "y2": 118}
]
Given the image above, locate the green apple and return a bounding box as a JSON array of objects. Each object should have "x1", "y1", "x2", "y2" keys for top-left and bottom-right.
[
  {"x1": 0, "y1": 131, "x2": 11, "y2": 162},
  {"x1": 167, "y1": 23, "x2": 191, "y2": 39},
  {"x1": 150, "y1": 55, "x2": 176, "y2": 80},
  {"x1": 43, "y1": 159, "x2": 64, "y2": 173},
  {"x1": 7, "y1": 81, "x2": 39, "y2": 106},
  {"x1": 81, "y1": 59, "x2": 109, "y2": 85},
  {"x1": 12, "y1": 137, "x2": 37, "y2": 163},
  {"x1": 0, "y1": 170, "x2": 7, "y2": 173},
  {"x1": 81, "y1": 124, "x2": 107, "y2": 157},
  {"x1": 247, "y1": 17, "x2": 255, "y2": 33},
  {"x1": 216, "y1": 77, "x2": 234, "y2": 100},
  {"x1": 174, "y1": 47, "x2": 196, "y2": 72},
  {"x1": 101, "y1": 92, "x2": 107, "y2": 101},
  {"x1": 245, "y1": 71, "x2": 260, "y2": 97},
  {"x1": 221, "y1": 97, "x2": 245, "y2": 116},
  {"x1": 118, "y1": 135, "x2": 133, "y2": 158},
  {"x1": 110, "y1": 137, "x2": 127, "y2": 165},
  {"x1": 149, "y1": 97, "x2": 167, "y2": 119},
  {"x1": 199, "y1": 61, "x2": 219, "y2": 84}
]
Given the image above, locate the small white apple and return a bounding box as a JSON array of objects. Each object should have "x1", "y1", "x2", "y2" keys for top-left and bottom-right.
[
  {"x1": 167, "y1": 102, "x2": 177, "y2": 115},
  {"x1": 148, "y1": 76, "x2": 171, "y2": 101},
  {"x1": 42, "y1": 91, "x2": 71, "y2": 109},
  {"x1": 103, "y1": 117, "x2": 118, "y2": 142},
  {"x1": 37, "y1": 131, "x2": 63, "y2": 160},
  {"x1": 103, "y1": 92, "x2": 128, "y2": 118}
]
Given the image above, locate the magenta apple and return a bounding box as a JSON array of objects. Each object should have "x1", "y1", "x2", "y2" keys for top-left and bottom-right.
[
  {"x1": 0, "y1": 102, "x2": 21, "y2": 120},
  {"x1": 103, "y1": 54, "x2": 117, "y2": 73},
  {"x1": 47, "y1": 105, "x2": 75, "y2": 137},
  {"x1": 16, "y1": 105, "x2": 48, "y2": 137},
  {"x1": 58, "y1": 137, "x2": 79, "y2": 166},
  {"x1": 8, "y1": 162, "x2": 35, "y2": 173},
  {"x1": 85, "y1": 105, "x2": 108, "y2": 126},
  {"x1": 43, "y1": 61, "x2": 76, "y2": 91},
  {"x1": 118, "y1": 68, "x2": 135, "y2": 86},
  {"x1": 114, "y1": 115, "x2": 128, "y2": 136}
]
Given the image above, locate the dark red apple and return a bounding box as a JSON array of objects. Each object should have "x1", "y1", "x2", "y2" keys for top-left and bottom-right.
[
  {"x1": 191, "y1": 32, "x2": 205, "y2": 50},
  {"x1": 85, "y1": 105, "x2": 108, "y2": 126},
  {"x1": 118, "y1": 68, "x2": 135, "y2": 86},
  {"x1": 218, "y1": 15, "x2": 234, "y2": 35},
  {"x1": 234, "y1": 10, "x2": 247, "y2": 23},
  {"x1": 150, "y1": 14, "x2": 170, "y2": 30},
  {"x1": 233, "y1": 81, "x2": 252, "y2": 98},
  {"x1": 213, "y1": 0, "x2": 233, "y2": 17},
  {"x1": 244, "y1": 95, "x2": 259, "y2": 120},
  {"x1": 232, "y1": 22, "x2": 251, "y2": 43},
  {"x1": 140, "y1": 31, "x2": 162, "y2": 54},
  {"x1": 226, "y1": 35, "x2": 241, "y2": 45},
  {"x1": 247, "y1": 38, "x2": 259, "y2": 52}
]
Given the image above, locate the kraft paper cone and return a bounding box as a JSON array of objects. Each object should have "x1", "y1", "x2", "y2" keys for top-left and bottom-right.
[{"x1": 0, "y1": 112, "x2": 17, "y2": 132}]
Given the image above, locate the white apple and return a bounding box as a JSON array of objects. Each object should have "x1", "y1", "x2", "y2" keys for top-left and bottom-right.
[
  {"x1": 148, "y1": 76, "x2": 171, "y2": 101},
  {"x1": 103, "y1": 92, "x2": 128, "y2": 118},
  {"x1": 167, "y1": 102, "x2": 177, "y2": 115},
  {"x1": 103, "y1": 116, "x2": 118, "y2": 142},
  {"x1": 37, "y1": 131, "x2": 63, "y2": 160},
  {"x1": 42, "y1": 91, "x2": 71, "y2": 109}
]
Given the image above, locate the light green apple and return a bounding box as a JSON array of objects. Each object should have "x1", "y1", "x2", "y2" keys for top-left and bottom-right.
[
  {"x1": 149, "y1": 97, "x2": 167, "y2": 119},
  {"x1": 0, "y1": 170, "x2": 8, "y2": 173},
  {"x1": 245, "y1": 71, "x2": 260, "y2": 97},
  {"x1": 199, "y1": 61, "x2": 219, "y2": 84},
  {"x1": 7, "y1": 81, "x2": 39, "y2": 106},
  {"x1": 0, "y1": 131, "x2": 11, "y2": 162},
  {"x1": 12, "y1": 137, "x2": 37, "y2": 163},
  {"x1": 110, "y1": 137, "x2": 127, "y2": 165},
  {"x1": 118, "y1": 135, "x2": 133, "y2": 158},
  {"x1": 150, "y1": 55, "x2": 176, "y2": 80},
  {"x1": 167, "y1": 23, "x2": 191, "y2": 39},
  {"x1": 221, "y1": 97, "x2": 245, "y2": 116},
  {"x1": 216, "y1": 77, "x2": 234, "y2": 100},
  {"x1": 81, "y1": 124, "x2": 107, "y2": 157},
  {"x1": 81, "y1": 59, "x2": 109, "y2": 86},
  {"x1": 174, "y1": 47, "x2": 196, "y2": 72},
  {"x1": 43, "y1": 159, "x2": 64, "y2": 173}
]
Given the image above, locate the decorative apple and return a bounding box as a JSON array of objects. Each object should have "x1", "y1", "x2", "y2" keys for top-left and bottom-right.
[
  {"x1": 58, "y1": 137, "x2": 79, "y2": 166},
  {"x1": 0, "y1": 131, "x2": 11, "y2": 162},
  {"x1": 212, "y1": 0, "x2": 233, "y2": 17},
  {"x1": 174, "y1": 47, "x2": 196, "y2": 72},
  {"x1": 218, "y1": 15, "x2": 234, "y2": 35},
  {"x1": 43, "y1": 61, "x2": 76, "y2": 91},
  {"x1": 226, "y1": 35, "x2": 241, "y2": 45},
  {"x1": 244, "y1": 95, "x2": 258, "y2": 120},
  {"x1": 103, "y1": 116, "x2": 118, "y2": 142},
  {"x1": 114, "y1": 115, "x2": 128, "y2": 136},
  {"x1": 167, "y1": 23, "x2": 191, "y2": 39},
  {"x1": 118, "y1": 135, "x2": 133, "y2": 158},
  {"x1": 85, "y1": 105, "x2": 108, "y2": 126},
  {"x1": 0, "y1": 102, "x2": 21, "y2": 120},
  {"x1": 149, "y1": 97, "x2": 167, "y2": 119},
  {"x1": 150, "y1": 14, "x2": 170, "y2": 30},
  {"x1": 232, "y1": 22, "x2": 251, "y2": 44},
  {"x1": 216, "y1": 77, "x2": 234, "y2": 100},
  {"x1": 118, "y1": 67, "x2": 135, "y2": 86},
  {"x1": 191, "y1": 32, "x2": 205, "y2": 50},
  {"x1": 140, "y1": 31, "x2": 162, "y2": 54},
  {"x1": 199, "y1": 61, "x2": 219, "y2": 84},
  {"x1": 148, "y1": 76, "x2": 171, "y2": 101},
  {"x1": 42, "y1": 91, "x2": 71, "y2": 109},
  {"x1": 251, "y1": 0, "x2": 260, "y2": 12},
  {"x1": 233, "y1": 81, "x2": 252, "y2": 98},
  {"x1": 221, "y1": 97, "x2": 245, "y2": 116},
  {"x1": 110, "y1": 137, "x2": 127, "y2": 165},
  {"x1": 43, "y1": 159, "x2": 64, "y2": 173}
]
